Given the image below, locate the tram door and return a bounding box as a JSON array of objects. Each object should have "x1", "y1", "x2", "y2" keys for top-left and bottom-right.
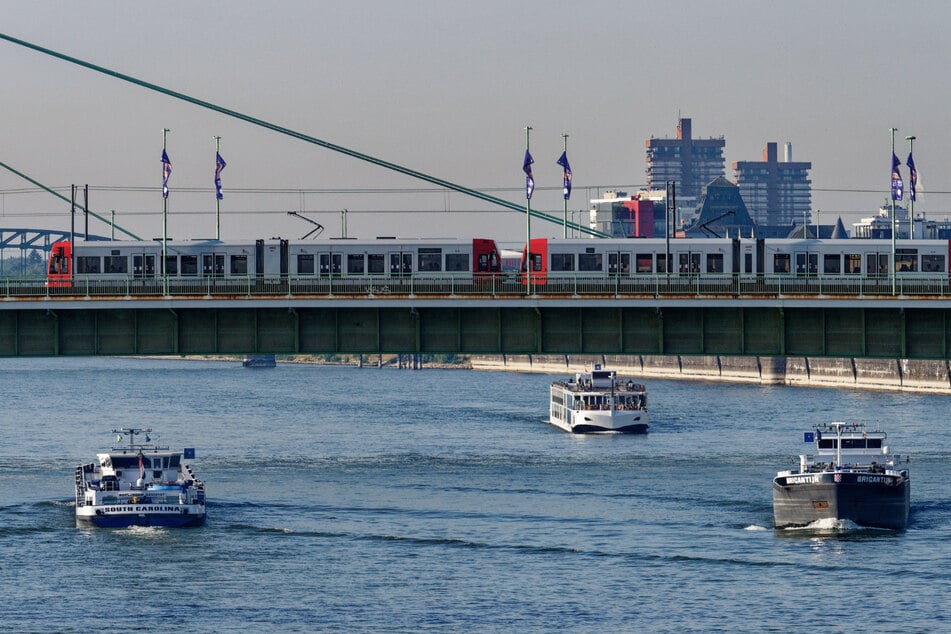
[
  {"x1": 318, "y1": 252, "x2": 342, "y2": 278},
  {"x1": 866, "y1": 252, "x2": 890, "y2": 277},
  {"x1": 607, "y1": 252, "x2": 631, "y2": 276},
  {"x1": 202, "y1": 253, "x2": 225, "y2": 278},
  {"x1": 132, "y1": 253, "x2": 156, "y2": 279},
  {"x1": 389, "y1": 251, "x2": 413, "y2": 277},
  {"x1": 678, "y1": 252, "x2": 701, "y2": 275},
  {"x1": 794, "y1": 252, "x2": 818, "y2": 276}
]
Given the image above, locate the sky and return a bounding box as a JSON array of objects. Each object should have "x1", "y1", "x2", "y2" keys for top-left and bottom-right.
[{"x1": 1, "y1": 0, "x2": 950, "y2": 246}]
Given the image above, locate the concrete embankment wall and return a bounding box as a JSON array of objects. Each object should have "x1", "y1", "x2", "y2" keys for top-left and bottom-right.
[{"x1": 469, "y1": 354, "x2": 951, "y2": 394}]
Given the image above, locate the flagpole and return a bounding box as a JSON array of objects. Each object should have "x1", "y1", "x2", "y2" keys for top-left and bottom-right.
[
  {"x1": 525, "y1": 126, "x2": 533, "y2": 295},
  {"x1": 889, "y1": 127, "x2": 897, "y2": 295},
  {"x1": 163, "y1": 127, "x2": 169, "y2": 297},
  {"x1": 215, "y1": 136, "x2": 221, "y2": 240},
  {"x1": 562, "y1": 133, "x2": 568, "y2": 239},
  {"x1": 906, "y1": 135, "x2": 916, "y2": 240}
]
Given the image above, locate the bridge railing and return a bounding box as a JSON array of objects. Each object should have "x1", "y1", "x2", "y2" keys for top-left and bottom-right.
[{"x1": 3, "y1": 273, "x2": 951, "y2": 299}]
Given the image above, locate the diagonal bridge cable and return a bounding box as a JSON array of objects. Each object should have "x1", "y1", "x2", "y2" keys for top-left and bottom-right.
[
  {"x1": 0, "y1": 32, "x2": 611, "y2": 239},
  {"x1": 0, "y1": 159, "x2": 142, "y2": 240}
]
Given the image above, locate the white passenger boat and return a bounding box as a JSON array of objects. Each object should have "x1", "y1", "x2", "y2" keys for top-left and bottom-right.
[
  {"x1": 773, "y1": 422, "x2": 910, "y2": 530},
  {"x1": 548, "y1": 365, "x2": 648, "y2": 433},
  {"x1": 75, "y1": 428, "x2": 206, "y2": 528}
]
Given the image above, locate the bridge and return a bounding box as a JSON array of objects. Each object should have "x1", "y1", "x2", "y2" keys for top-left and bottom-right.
[{"x1": 0, "y1": 276, "x2": 949, "y2": 359}]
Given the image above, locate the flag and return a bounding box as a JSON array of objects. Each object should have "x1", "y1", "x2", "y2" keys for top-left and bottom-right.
[
  {"x1": 215, "y1": 152, "x2": 227, "y2": 200},
  {"x1": 161, "y1": 149, "x2": 172, "y2": 199},
  {"x1": 138, "y1": 453, "x2": 145, "y2": 479},
  {"x1": 907, "y1": 152, "x2": 917, "y2": 202},
  {"x1": 557, "y1": 151, "x2": 572, "y2": 200},
  {"x1": 523, "y1": 150, "x2": 535, "y2": 200},
  {"x1": 891, "y1": 153, "x2": 903, "y2": 201}
]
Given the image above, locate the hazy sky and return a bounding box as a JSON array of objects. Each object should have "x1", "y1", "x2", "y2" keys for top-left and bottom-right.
[{"x1": 2, "y1": 0, "x2": 949, "y2": 244}]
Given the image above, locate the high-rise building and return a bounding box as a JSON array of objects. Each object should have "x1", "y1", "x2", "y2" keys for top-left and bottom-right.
[
  {"x1": 733, "y1": 142, "x2": 812, "y2": 227},
  {"x1": 645, "y1": 118, "x2": 726, "y2": 207}
]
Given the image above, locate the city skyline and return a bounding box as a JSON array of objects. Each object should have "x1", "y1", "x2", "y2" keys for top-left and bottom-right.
[{"x1": 1, "y1": 1, "x2": 948, "y2": 244}]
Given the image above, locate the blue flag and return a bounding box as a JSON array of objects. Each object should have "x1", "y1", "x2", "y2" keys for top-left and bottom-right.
[
  {"x1": 161, "y1": 149, "x2": 172, "y2": 199},
  {"x1": 523, "y1": 150, "x2": 535, "y2": 200},
  {"x1": 907, "y1": 152, "x2": 917, "y2": 202},
  {"x1": 891, "y1": 153, "x2": 903, "y2": 201},
  {"x1": 557, "y1": 151, "x2": 572, "y2": 200},
  {"x1": 215, "y1": 152, "x2": 227, "y2": 200}
]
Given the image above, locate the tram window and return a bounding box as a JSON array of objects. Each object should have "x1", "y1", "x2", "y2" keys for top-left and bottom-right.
[
  {"x1": 418, "y1": 248, "x2": 442, "y2": 272},
  {"x1": 578, "y1": 253, "x2": 602, "y2": 272},
  {"x1": 446, "y1": 253, "x2": 469, "y2": 272},
  {"x1": 347, "y1": 254, "x2": 365, "y2": 275},
  {"x1": 744, "y1": 253, "x2": 753, "y2": 274},
  {"x1": 636, "y1": 253, "x2": 652, "y2": 273},
  {"x1": 164, "y1": 256, "x2": 178, "y2": 276},
  {"x1": 922, "y1": 254, "x2": 945, "y2": 272},
  {"x1": 773, "y1": 254, "x2": 790, "y2": 274},
  {"x1": 551, "y1": 253, "x2": 575, "y2": 271},
  {"x1": 297, "y1": 254, "x2": 315, "y2": 275},
  {"x1": 180, "y1": 255, "x2": 198, "y2": 276},
  {"x1": 845, "y1": 254, "x2": 862, "y2": 274},
  {"x1": 77, "y1": 256, "x2": 101, "y2": 274},
  {"x1": 656, "y1": 253, "x2": 671, "y2": 273},
  {"x1": 706, "y1": 253, "x2": 724, "y2": 273},
  {"x1": 823, "y1": 254, "x2": 841, "y2": 274},
  {"x1": 896, "y1": 249, "x2": 918, "y2": 272},
  {"x1": 368, "y1": 253, "x2": 386, "y2": 274},
  {"x1": 230, "y1": 255, "x2": 248, "y2": 275},
  {"x1": 104, "y1": 255, "x2": 128, "y2": 274}
]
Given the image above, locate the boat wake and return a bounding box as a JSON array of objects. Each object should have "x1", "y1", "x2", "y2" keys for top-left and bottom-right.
[{"x1": 743, "y1": 524, "x2": 769, "y2": 531}]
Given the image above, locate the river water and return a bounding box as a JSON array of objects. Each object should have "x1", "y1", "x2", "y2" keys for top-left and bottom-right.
[{"x1": 1, "y1": 357, "x2": 949, "y2": 632}]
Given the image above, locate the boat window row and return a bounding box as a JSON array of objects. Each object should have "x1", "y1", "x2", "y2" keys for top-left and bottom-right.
[{"x1": 818, "y1": 438, "x2": 883, "y2": 449}]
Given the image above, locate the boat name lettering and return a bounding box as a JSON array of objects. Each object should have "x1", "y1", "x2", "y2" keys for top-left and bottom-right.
[
  {"x1": 102, "y1": 506, "x2": 184, "y2": 513},
  {"x1": 856, "y1": 475, "x2": 889, "y2": 484},
  {"x1": 788, "y1": 475, "x2": 821, "y2": 484}
]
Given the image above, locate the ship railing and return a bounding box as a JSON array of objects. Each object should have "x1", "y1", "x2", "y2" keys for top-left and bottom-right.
[{"x1": 74, "y1": 464, "x2": 92, "y2": 507}]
